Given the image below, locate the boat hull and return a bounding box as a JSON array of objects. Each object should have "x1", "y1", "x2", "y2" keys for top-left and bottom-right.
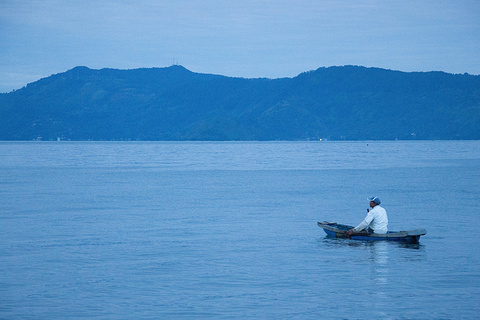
[{"x1": 318, "y1": 221, "x2": 426, "y2": 244}]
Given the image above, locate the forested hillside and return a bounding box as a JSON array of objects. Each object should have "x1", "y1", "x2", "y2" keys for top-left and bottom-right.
[{"x1": 0, "y1": 65, "x2": 478, "y2": 140}]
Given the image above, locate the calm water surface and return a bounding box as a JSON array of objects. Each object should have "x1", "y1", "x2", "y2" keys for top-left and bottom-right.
[{"x1": 1, "y1": 141, "x2": 479, "y2": 319}]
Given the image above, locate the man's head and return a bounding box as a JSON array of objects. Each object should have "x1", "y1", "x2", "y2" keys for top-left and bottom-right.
[{"x1": 368, "y1": 196, "x2": 381, "y2": 207}]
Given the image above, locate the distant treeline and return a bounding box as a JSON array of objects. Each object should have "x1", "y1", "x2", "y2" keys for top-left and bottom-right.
[{"x1": 0, "y1": 65, "x2": 479, "y2": 140}]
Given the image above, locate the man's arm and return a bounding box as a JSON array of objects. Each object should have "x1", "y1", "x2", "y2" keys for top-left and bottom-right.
[{"x1": 346, "y1": 213, "x2": 373, "y2": 235}]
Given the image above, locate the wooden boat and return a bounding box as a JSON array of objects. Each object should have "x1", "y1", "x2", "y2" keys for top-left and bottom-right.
[{"x1": 317, "y1": 221, "x2": 426, "y2": 244}]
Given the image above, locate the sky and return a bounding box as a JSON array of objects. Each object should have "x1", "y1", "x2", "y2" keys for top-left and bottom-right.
[{"x1": 1, "y1": 0, "x2": 479, "y2": 93}]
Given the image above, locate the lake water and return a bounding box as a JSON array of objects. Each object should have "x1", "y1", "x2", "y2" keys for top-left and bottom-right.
[{"x1": 1, "y1": 141, "x2": 479, "y2": 319}]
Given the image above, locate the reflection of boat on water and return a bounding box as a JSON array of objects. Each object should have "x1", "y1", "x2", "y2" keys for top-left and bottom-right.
[{"x1": 318, "y1": 221, "x2": 426, "y2": 244}]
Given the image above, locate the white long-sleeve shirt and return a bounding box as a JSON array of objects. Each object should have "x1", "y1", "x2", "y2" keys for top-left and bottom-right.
[{"x1": 353, "y1": 205, "x2": 388, "y2": 234}]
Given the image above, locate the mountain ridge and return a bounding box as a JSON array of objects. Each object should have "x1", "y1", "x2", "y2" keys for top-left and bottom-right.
[{"x1": 1, "y1": 65, "x2": 479, "y2": 140}]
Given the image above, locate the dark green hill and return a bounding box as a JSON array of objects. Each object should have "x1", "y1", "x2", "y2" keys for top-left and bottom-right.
[{"x1": 0, "y1": 65, "x2": 479, "y2": 140}]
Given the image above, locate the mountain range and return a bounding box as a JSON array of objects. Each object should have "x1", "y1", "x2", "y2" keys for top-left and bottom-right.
[{"x1": 0, "y1": 65, "x2": 479, "y2": 140}]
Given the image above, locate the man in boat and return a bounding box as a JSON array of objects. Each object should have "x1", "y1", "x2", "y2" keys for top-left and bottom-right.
[{"x1": 346, "y1": 197, "x2": 388, "y2": 235}]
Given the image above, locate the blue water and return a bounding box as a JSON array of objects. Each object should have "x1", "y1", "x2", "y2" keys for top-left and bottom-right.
[{"x1": 1, "y1": 141, "x2": 479, "y2": 319}]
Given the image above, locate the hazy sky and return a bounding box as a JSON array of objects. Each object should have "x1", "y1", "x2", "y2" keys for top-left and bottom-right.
[{"x1": 1, "y1": 0, "x2": 479, "y2": 93}]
